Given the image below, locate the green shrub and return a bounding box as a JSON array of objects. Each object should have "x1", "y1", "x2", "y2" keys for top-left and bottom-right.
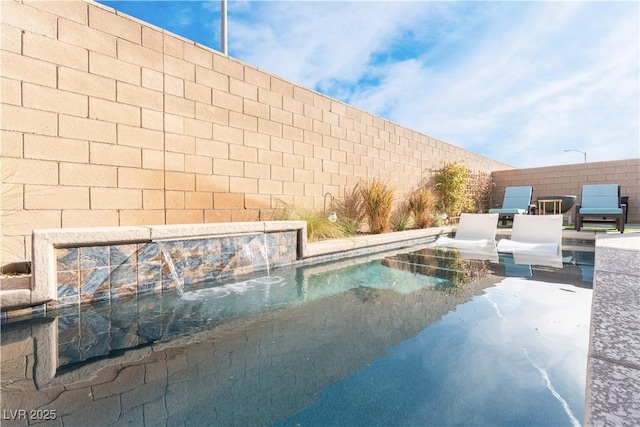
[
  {"x1": 359, "y1": 178, "x2": 395, "y2": 234},
  {"x1": 433, "y1": 161, "x2": 473, "y2": 219},
  {"x1": 465, "y1": 171, "x2": 494, "y2": 213}
]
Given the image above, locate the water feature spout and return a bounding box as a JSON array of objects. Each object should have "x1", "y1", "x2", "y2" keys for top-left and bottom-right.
[
  {"x1": 252, "y1": 233, "x2": 284, "y2": 285},
  {"x1": 158, "y1": 242, "x2": 184, "y2": 295},
  {"x1": 262, "y1": 233, "x2": 270, "y2": 277}
]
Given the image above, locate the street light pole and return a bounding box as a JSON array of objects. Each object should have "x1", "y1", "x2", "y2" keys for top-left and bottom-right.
[
  {"x1": 564, "y1": 149, "x2": 586, "y2": 163},
  {"x1": 221, "y1": 0, "x2": 228, "y2": 55}
]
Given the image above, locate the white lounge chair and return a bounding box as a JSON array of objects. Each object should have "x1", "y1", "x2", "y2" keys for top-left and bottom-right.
[
  {"x1": 433, "y1": 213, "x2": 499, "y2": 248},
  {"x1": 496, "y1": 214, "x2": 563, "y2": 255}
]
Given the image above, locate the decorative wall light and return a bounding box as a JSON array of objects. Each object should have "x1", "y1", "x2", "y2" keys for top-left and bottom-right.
[{"x1": 324, "y1": 192, "x2": 338, "y2": 222}]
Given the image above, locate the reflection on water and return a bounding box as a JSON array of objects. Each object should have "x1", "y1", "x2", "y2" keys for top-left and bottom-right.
[
  {"x1": 275, "y1": 278, "x2": 591, "y2": 427},
  {"x1": 1, "y1": 246, "x2": 593, "y2": 427}
]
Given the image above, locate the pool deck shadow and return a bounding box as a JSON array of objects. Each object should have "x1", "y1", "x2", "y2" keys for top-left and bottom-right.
[{"x1": 307, "y1": 226, "x2": 640, "y2": 427}]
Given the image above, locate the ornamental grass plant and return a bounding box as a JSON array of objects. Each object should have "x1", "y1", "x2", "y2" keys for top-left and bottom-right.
[
  {"x1": 272, "y1": 199, "x2": 345, "y2": 241},
  {"x1": 333, "y1": 185, "x2": 366, "y2": 236},
  {"x1": 359, "y1": 178, "x2": 395, "y2": 234},
  {"x1": 408, "y1": 186, "x2": 438, "y2": 228},
  {"x1": 390, "y1": 201, "x2": 413, "y2": 231}
]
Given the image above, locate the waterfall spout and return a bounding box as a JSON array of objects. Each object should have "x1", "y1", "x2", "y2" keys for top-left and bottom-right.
[
  {"x1": 262, "y1": 233, "x2": 270, "y2": 277},
  {"x1": 252, "y1": 233, "x2": 283, "y2": 285},
  {"x1": 158, "y1": 243, "x2": 184, "y2": 295}
]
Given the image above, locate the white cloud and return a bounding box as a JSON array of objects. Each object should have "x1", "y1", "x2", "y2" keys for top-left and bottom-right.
[
  {"x1": 101, "y1": 0, "x2": 639, "y2": 168},
  {"x1": 227, "y1": 1, "x2": 639, "y2": 168},
  {"x1": 229, "y1": 2, "x2": 436, "y2": 86}
]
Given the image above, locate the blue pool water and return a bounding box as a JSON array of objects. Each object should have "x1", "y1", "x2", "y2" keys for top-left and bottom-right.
[
  {"x1": 0, "y1": 245, "x2": 593, "y2": 426},
  {"x1": 275, "y1": 277, "x2": 589, "y2": 427}
]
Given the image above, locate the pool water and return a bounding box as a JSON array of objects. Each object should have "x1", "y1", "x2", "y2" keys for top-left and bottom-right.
[
  {"x1": 0, "y1": 245, "x2": 593, "y2": 427},
  {"x1": 275, "y1": 277, "x2": 589, "y2": 427}
]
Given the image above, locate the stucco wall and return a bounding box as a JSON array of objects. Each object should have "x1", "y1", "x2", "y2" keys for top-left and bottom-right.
[
  {"x1": 491, "y1": 159, "x2": 640, "y2": 223},
  {"x1": 0, "y1": 0, "x2": 511, "y2": 268}
]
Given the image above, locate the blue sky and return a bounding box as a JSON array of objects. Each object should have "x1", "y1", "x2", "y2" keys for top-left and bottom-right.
[{"x1": 99, "y1": 1, "x2": 639, "y2": 168}]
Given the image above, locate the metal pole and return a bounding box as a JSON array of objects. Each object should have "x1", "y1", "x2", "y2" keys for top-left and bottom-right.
[
  {"x1": 564, "y1": 149, "x2": 587, "y2": 163},
  {"x1": 221, "y1": 0, "x2": 228, "y2": 55}
]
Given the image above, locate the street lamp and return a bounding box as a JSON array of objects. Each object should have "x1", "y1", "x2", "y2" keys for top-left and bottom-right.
[
  {"x1": 221, "y1": 0, "x2": 228, "y2": 55},
  {"x1": 564, "y1": 149, "x2": 586, "y2": 163}
]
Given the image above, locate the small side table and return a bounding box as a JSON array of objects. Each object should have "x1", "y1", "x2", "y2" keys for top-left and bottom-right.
[{"x1": 537, "y1": 199, "x2": 563, "y2": 215}]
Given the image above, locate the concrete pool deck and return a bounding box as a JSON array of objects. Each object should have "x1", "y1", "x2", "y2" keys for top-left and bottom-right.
[{"x1": 306, "y1": 228, "x2": 640, "y2": 427}]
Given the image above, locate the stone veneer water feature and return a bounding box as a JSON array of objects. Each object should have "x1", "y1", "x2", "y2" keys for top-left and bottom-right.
[
  {"x1": 0, "y1": 222, "x2": 308, "y2": 320},
  {"x1": 53, "y1": 232, "x2": 299, "y2": 307}
]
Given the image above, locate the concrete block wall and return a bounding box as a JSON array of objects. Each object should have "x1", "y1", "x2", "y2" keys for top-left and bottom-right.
[
  {"x1": 0, "y1": 0, "x2": 511, "y2": 269},
  {"x1": 491, "y1": 159, "x2": 640, "y2": 223}
]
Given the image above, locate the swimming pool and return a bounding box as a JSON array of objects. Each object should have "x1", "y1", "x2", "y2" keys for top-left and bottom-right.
[{"x1": 1, "y1": 244, "x2": 593, "y2": 426}]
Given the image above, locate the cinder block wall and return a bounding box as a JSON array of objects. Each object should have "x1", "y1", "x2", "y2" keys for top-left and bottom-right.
[
  {"x1": 491, "y1": 159, "x2": 640, "y2": 223},
  {"x1": 0, "y1": 0, "x2": 511, "y2": 268}
]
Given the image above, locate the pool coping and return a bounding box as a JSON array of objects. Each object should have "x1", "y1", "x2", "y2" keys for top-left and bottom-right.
[
  {"x1": 302, "y1": 226, "x2": 455, "y2": 259},
  {"x1": 584, "y1": 233, "x2": 640, "y2": 426}
]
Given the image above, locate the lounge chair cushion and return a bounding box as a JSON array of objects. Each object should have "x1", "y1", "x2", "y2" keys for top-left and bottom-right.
[
  {"x1": 488, "y1": 186, "x2": 533, "y2": 215},
  {"x1": 581, "y1": 184, "x2": 621, "y2": 209},
  {"x1": 488, "y1": 208, "x2": 527, "y2": 214},
  {"x1": 579, "y1": 207, "x2": 623, "y2": 215},
  {"x1": 501, "y1": 186, "x2": 533, "y2": 209}
]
